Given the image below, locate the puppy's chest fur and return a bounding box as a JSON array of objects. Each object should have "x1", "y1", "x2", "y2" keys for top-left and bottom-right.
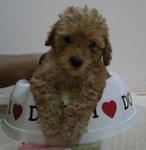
[
  {"x1": 34, "y1": 58, "x2": 105, "y2": 105},
  {"x1": 54, "y1": 71, "x2": 101, "y2": 106}
]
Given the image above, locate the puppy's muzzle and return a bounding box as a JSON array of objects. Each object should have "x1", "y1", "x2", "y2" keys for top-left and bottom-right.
[{"x1": 69, "y1": 56, "x2": 83, "y2": 68}]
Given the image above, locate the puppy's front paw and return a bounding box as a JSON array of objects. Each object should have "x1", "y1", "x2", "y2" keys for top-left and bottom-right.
[
  {"x1": 61, "y1": 131, "x2": 76, "y2": 143},
  {"x1": 38, "y1": 117, "x2": 60, "y2": 137},
  {"x1": 61, "y1": 128, "x2": 80, "y2": 143},
  {"x1": 43, "y1": 128, "x2": 59, "y2": 137}
]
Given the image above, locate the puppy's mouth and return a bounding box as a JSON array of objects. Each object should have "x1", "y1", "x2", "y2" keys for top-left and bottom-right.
[
  {"x1": 58, "y1": 55, "x2": 89, "y2": 76},
  {"x1": 69, "y1": 56, "x2": 84, "y2": 69}
]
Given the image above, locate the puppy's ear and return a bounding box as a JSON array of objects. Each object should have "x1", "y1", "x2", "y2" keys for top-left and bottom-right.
[
  {"x1": 102, "y1": 36, "x2": 112, "y2": 66},
  {"x1": 45, "y1": 22, "x2": 58, "y2": 47}
]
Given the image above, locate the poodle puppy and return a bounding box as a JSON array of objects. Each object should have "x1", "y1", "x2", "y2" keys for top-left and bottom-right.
[{"x1": 30, "y1": 6, "x2": 112, "y2": 143}]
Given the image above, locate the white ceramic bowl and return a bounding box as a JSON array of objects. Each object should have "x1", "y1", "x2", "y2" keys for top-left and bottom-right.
[{"x1": 2, "y1": 73, "x2": 137, "y2": 145}]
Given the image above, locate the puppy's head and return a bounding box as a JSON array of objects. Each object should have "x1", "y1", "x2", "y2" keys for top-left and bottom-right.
[{"x1": 45, "y1": 6, "x2": 112, "y2": 75}]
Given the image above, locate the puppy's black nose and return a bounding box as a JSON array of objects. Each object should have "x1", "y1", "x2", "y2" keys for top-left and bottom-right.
[{"x1": 69, "y1": 56, "x2": 83, "y2": 68}]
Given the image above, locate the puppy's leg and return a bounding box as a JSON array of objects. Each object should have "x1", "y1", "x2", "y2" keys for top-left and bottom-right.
[
  {"x1": 30, "y1": 79, "x2": 63, "y2": 137},
  {"x1": 61, "y1": 82, "x2": 105, "y2": 142}
]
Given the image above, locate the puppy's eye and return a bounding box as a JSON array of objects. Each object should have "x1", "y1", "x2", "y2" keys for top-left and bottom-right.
[
  {"x1": 89, "y1": 41, "x2": 97, "y2": 49},
  {"x1": 64, "y1": 36, "x2": 73, "y2": 44}
]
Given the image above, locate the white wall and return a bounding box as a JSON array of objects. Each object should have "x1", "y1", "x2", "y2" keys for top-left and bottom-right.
[{"x1": 0, "y1": 0, "x2": 146, "y2": 92}]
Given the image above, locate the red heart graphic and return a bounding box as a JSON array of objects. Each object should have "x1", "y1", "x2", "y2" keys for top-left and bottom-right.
[
  {"x1": 102, "y1": 100, "x2": 117, "y2": 118},
  {"x1": 13, "y1": 104, "x2": 23, "y2": 120}
]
